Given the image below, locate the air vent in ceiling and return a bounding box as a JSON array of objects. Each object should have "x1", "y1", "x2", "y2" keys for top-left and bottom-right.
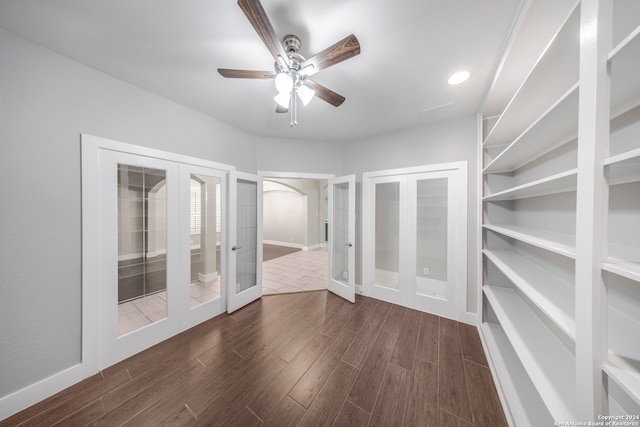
[{"x1": 419, "y1": 103, "x2": 455, "y2": 123}]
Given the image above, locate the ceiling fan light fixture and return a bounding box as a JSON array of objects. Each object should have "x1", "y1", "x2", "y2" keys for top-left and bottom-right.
[
  {"x1": 275, "y1": 72, "x2": 294, "y2": 93},
  {"x1": 447, "y1": 71, "x2": 470, "y2": 85},
  {"x1": 274, "y1": 91, "x2": 291, "y2": 109},
  {"x1": 297, "y1": 84, "x2": 315, "y2": 106}
]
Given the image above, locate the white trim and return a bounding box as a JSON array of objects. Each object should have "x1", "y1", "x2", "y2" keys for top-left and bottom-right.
[
  {"x1": 304, "y1": 243, "x2": 326, "y2": 251},
  {"x1": 0, "y1": 363, "x2": 95, "y2": 421},
  {"x1": 362, "y1": 161, "x2": 468, "y2": 180},
  {"x1": 258, "y1": 171, "x2": 335, "y2": 180},
  {"x1": 476, "y1": 113, "x2": 484, "y2": 327},
  {"x1": 85, "y1": 134, "x2": 235, "y2": 172},
  {"x1": 198, "y1": 272, "x2": 220, "y2": 283},
  {"x1": 262, "y1": 240, "x2": 326, "y2": 251},
  {"x1": 263, "y1": 240, "x2": 304, "y2": 250}
]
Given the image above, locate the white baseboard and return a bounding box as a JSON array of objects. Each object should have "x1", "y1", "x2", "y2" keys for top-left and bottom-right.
[
  {"x1": 0, "y1": 362, "x2": 97, "y2": 421},
  {"x1": 303, "y1": 243, "x2": 327, "y2": 251},
  {"x1": 198, "y1": 272, "x2": 219, "y2": 283}
]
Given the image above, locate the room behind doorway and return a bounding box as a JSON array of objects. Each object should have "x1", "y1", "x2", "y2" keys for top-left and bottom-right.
[{"x1": 262, "y1": 177, "x2": 328, "y2": 294}]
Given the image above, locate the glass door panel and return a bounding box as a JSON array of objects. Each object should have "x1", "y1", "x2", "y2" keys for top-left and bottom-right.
[
  {"x1": 236, "y1": 178, "x2": 258, "y2": 293},
  {"x1": 328, "y1": 175, "x2": 355, "y2": 302},
  {"x1": 99, "y1": 148, "x2": 179, "y2": 368},
  {"x1": 331, "y1": 182, "x2": 349, "y2": 284},
  {"x1": 228, "y1": 171, "x2": 262, "y2": 313},
  {"x1": 374, "y1": 181, "x2": 401, "y2": 290},
  {"x1": 189, "y1": 174, "x2": 222, "y2": 308},
  {"x1": 415, "y1": 177, "x2": 448, "y2": 299},
  {"x1": 407, "y1": 170, "x2": 460, "y2": 318},
  {"x1": 117, "y1": 165, "x2": 167, "y2": 336}
]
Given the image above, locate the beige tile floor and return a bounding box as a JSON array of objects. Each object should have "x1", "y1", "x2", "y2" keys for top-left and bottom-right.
[
  {"x1": 118, "y1": 279, "x2": 220, "y2": 336},
  {"x1": 262, "y1": 247, "x2": 328, "y2": 295}
]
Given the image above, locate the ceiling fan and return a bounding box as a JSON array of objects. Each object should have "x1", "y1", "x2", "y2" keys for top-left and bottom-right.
[{"x1": 218, "y1": 0, "x2": 361, "y2": 126}]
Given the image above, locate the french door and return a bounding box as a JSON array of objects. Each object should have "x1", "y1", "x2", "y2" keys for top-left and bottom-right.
[
  {"x1": 363, "y1": 163, "x2": 467, "y2": 319},
  {"x1": 227, "y1": 171, "x2": 263, "y2": 313},
  {"x1": 99, "y1": 150, "x2": 180, "y2": 367},
  {"x1": 327, "y1": 175, "x2": 356, "y2": 303},
  {"x1": 94, "y1": 142, "x2": 235, "y2": 368}
]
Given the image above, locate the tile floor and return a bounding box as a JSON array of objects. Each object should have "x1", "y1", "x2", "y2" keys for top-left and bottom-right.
[
  {"x1": 263, "y1": 248, "x2": 328, "y2": 295},
  {"x1": 118, "y1": 280, "x2": 221, "y2": 336}
]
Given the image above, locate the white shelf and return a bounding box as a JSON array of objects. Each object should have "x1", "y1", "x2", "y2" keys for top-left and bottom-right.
[
  {"x1": 603, "y1": 357, "x2": 640, "y2": 407},
  {"x1": 484, "y1": 286, "x2": 576, "y2": 421},
  {"x1": 484, "y1": 85, "x2": 579, "y2": 174},
  {"x1": 610, "y1": 25, "x2": 640, "y2": 114},
  {"x1": 603, "y1": 260, "x2": 640, "y2": 283},
  {"x1": 483, "y1": 249, "x2": 575, "y2": 339},
  {"x1": 481, "y1": 323, "x2": 553, "y2": 427},
  {"x1": 483, "y1": 5, "x2": 580, "y2": 148},
  {"x1": 483, "y1": 169, "x2": 577, "y2": 201},
  {"x1": 605, "y1": 148, "x2": 640, "y2": 185},
  {"x1": 483, "y1": 224, "x2": 576, "y2": 259}
]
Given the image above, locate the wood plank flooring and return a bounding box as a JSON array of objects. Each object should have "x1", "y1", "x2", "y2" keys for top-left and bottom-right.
[{"x1": 1, "y1": 291, "x2": 507, "y2": 427}]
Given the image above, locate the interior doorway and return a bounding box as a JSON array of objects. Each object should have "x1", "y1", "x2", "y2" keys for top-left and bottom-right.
[{"x1": 259, "y1": 172, "x2": 331, "y2": 295}]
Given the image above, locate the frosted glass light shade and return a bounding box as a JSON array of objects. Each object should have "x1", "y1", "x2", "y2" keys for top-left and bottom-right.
[
  {"x1": 275, "y1": 72, "x2": 293, "y2": 93},
  {"x1": 297, "y1": 84, "x2": 315, "y2": 106},
  {"x1": 274, "y1": 91, "x2": 291, "y2": 108}
]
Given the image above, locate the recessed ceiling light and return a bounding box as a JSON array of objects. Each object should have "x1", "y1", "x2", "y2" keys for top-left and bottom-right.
[{"x1": 448, "y1": 71, "x2": 470, "y2": 85}]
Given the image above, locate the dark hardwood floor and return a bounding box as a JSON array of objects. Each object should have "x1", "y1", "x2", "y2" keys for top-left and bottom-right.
[
  {"x1": 262, "y1": 244, "x2": 301, "y2": 262},
  {"x1": 1, "y1": 291, "x2": 507, "y2": 427}
]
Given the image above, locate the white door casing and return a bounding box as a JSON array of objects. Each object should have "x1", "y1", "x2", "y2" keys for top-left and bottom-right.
[{"x1": 88, "y1": 135, "x2": 234, "y2": 369}]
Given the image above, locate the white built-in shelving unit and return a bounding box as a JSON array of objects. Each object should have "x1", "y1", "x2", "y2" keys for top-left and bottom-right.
[
  {"x1": 480, "y1": 0, "x2": 640, "y2": 424},
  {"x1": 602, "y1": 0, "x2": 640, "y2": 411}
]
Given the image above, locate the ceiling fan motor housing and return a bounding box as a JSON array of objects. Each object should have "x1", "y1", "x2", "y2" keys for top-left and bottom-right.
[
  {"x1": 283, "y1": 34, "x2": 301, "y2": 53},
  {"x1": 278, "y1": 35, "x2": 306, "y2": 72}
]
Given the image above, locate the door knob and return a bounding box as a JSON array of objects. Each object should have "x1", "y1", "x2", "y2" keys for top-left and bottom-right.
[
  {"x1": 345, "y1": 242, "x2": 353, "y2": 247},
  {"x1": 232, "y1": 245, "x2": 241, "y2": 251}
]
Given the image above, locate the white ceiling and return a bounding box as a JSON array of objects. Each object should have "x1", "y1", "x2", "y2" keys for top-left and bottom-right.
[{"x1": 0, "y1": 0, "x2": 523, "y2": 142}]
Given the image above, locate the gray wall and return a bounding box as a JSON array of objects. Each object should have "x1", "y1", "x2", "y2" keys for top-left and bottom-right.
[
  {"x1": 0, "y1": 29, "x2": 256, "y2": 398},
  {"x1": 263, "y1": 184, "x2": 307, "y2": 246},
  {"x1": 342, "y1": 115, "x2": 479, "y2": 314},
  {"x1": 257, "y1": 136, "x2": 344, "y2": 176},
  {"x1": 263, "y1": 178, "x2": 327, "y2": 249}
]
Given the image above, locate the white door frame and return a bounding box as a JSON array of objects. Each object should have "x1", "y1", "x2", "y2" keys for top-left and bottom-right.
[
  {"x1": 362, "y1": 161, "x2": 467, "y2": 320},
  {"x1": 82, "y1": 134, "x2": 235, "y2": 369}
]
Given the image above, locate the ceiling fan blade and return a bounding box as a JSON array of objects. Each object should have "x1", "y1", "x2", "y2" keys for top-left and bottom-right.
[
  {"x1": 237, "y1": 0, "x2": 289, "y2": 65},
  {"x1": 306, "y1": 80, "x2": 346, "y2": 107},
  {"x1": 218, "y1": 69, "x2": 275, "y2": 79},
  {"x1": 300, "y1": 34, "x2": 360, "y2": 76},
  {"x1": 276, "y1": 104, "x2": 288, "y2": 113}
]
